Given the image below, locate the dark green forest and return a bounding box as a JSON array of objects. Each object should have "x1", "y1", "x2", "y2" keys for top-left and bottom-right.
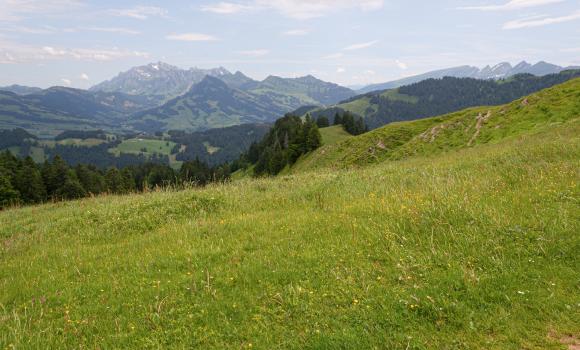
[
  {"x1": 168, "y1": 123, "x2": 270, "y2": 166},
  {"x1": 310, "y1": 70, "x2": 580, "y2": 129},
  {"x1": 363, "y1": 71, "x2": 580, "y2": 128},
  {"x1": 234, "y1": 114, "x2": 323, "y2": 175},
  {"x1": 331, "y1": 112, "x2": 367, "y2": 135},
  {"x1": 0, "y1": 151, "x2": 229, "y2": 209}
]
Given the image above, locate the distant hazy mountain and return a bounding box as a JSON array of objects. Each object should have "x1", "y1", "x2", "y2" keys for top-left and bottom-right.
[
  {"x1": 0, "y1": 87, "x2": 160, "y2": 137},
  {"x1": 0, "y1": 84, "x2": 43, "y2": 95},
  {"x1": 128, "y1": 76, "x2": 290, "y2": 132},
  {"x1": 359, "y1": 61, "x2": 579, "y2": 93},
  {"x1": 91, "y1": 62, "x2": 356, "y2": 107},
  {"x1": 252, "y1": 75, "x2": 355, "y2": 106},
  {"x1": 1, "y1": 63, "x2": 356, "y2": 136},
  {"x1": 90, "y1": 62, "x2": 232, "y2": 102}
]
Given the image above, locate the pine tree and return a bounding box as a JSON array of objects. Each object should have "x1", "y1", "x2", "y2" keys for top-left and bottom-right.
[
  {"x1": 55, "y1": 170, "x2": 86, "y2": 200},
  {"x1": 180, "y1": 158, "x2": 210, "y2": 186},
  {"x1": 105, "y1": 168, "x2": 123, "y2": 193},
  {"x1": 0, "y1": 151, "x2": 19, "y2": 182},
  {"x1": 121, "y1": 168, "x2": 136, "y2": 193},
  {"x1": 354, "y1": 117, "x2": 366, "y2": 135},
  {"x1": 268, "y1": 142, "x2": 287, "y2": 174},
  {"x1": 75, "y1": 164, "x2": 106, "y2": 195},
  {"x1": 333, "y1": 113, "x2": 343, "y2": 125},
  {"x1": 15, "y1": 157, "x2": 46, "y2": 204},
  {"x1": 306, "y1": 124, "x2": 322, "y2": 151},
  {"x1": 300, "y1": 118, "x2": 314, "y2": 153},
  {"x1": 43, "y1": 155, "x2": 69, "y2": 197},
  {"x1": 317, "y1": 116, "x2": 330, "y2": 128},
  {"x1": 342, "y1": 112, "x2": 355, "y2": 134},
  {"x1": 0, "y1": 171, "x2": 19, "y2": 208}
]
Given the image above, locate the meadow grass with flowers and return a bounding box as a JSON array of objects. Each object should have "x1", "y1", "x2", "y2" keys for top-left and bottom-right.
[{"x1": 1, "y1": 81, "x2": 579, "y2": 348}]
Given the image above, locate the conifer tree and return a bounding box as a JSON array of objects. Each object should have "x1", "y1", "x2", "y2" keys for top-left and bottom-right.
[
  {"x1": 15, "y1": 157, "x2": 46, "y2": 204},
  {"x1": 105, "y1": 168, "x2": 123, "y2": 193},
  {"x1": 0, "y1": 171, "x2": 19, "y2": 208},
  {"x1": 55, "y1": 170, "x2": 86, "y2": 200},
  {"x1": 121, "y1": 168, "x2": 136, "y2": 193},
  {"x1": 306, "y1": 124, "x2": 322, "y2": 151},
  {"x1": 316, "y1": 116, "x2": 330, "y2": 128}
]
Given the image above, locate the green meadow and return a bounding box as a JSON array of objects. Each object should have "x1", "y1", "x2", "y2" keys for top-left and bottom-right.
[
  {"x1": 109, "y1": 138, "x2": 177, "y2": 158},
  {"x1": 1, "y1": 79, "x2": 579, "y2": 349}
]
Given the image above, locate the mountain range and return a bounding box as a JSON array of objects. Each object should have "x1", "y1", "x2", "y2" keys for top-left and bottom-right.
[
  {"x1": 90, "y1": 62, "x2": 355, "y2": 108},
  {"x1": 0, "y1": 62, "x2": 357, "y2": 135},
  {"x1": 129, "y1": 76, "x2": 290, "y2": 132},
  {"x1": 358, "y1": 61, "x2": 579, "y2": 93},
  {"x1": 304, "y1": 69, "x2": 580, "y2": 129},
  {"x1": 0, "y1": 87, "x2": 162, "y2": 137},
  {"x1": 1, "y1": 60, "x2": 578, "y2": 137}
]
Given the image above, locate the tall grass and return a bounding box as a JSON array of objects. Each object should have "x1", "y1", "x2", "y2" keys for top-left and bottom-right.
[{"x1": 1, "y1": 121, "x2": 578, "y2": 349}]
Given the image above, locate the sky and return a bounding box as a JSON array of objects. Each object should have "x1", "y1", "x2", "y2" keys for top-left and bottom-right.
[{"x1": 0, "y1": 0, "x2": 579, "y2": 89}]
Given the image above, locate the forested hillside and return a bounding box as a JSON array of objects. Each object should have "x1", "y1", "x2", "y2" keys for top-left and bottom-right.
[{"x1": 309, "y1": 70, "x2": 580, "y2": 129}]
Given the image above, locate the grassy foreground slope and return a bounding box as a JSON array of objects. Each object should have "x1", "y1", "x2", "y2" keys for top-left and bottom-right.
[
  {"x1": 292, "y1": 77, "x2": 580, "y2": 173},
  {"x1": 319, "y1": 125, "x2": 353, "y2": 146},
  {"x1": 1, "y1": 126, "x2": 579, "y2": 348}
]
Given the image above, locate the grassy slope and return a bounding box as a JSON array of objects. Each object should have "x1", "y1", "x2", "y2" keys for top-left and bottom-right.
[
  {"x1": 41, "y1": 138, "x2": 108, "y2": 148},
  {"x1": 331, "y1": 88, "x2": 417, "y2": 118},
  {"x1": 292, "y1": 78, "x2": 580, "y2": 173},
  {"x1": 110, "y1": 138, "x2": 176, "y2": 157},
  {"x1": 1, "y1": 124, "x2": 578, "y2": 349},
  {"x1": 319, "y1": 125, "x2": 353, "y2": 146},
  {"x1": 1, "y1": 81, "x2": 579, "y2": 349},
  {"x1": 335, "y1": 96, "x2": 374, "y2": 116}
]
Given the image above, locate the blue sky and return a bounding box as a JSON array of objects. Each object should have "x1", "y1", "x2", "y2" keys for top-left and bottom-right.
[{"x1": 1, "y1": 0, "x2": 579, "y2": 88}]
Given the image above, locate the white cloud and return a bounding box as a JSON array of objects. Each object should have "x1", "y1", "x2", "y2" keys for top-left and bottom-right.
[
  {"x1": 343, "y1": 40, "x2": 379, "y2": 51},
  {"x1": 0, "y1": 42, "x2": 149, "y2": 64},
  {"x1": 364, "y1": 70, "x2": 376, "y2": 75},
  {"x1": 0, "y1": 52, "x2": 17, "y2": 64},
  {"x1": 0, "y1": 0, "x2": 82, "y2": 21},
  {"x1": 80, "y1": 73, "x2": 89, "y2": 80},
  {"x1": 396, "y1": 59, "x2": 408, "y2": 70},
  {"x1": 166, "y1": 33, "x2": 218, "y2": 41},
  {"x1": 503, "y1": 11, "x2": 580, "y2": 29},
  {"x1": 85, "y1": 27, "x2": 141, "y2": 35},
  {"x1": 323, "y1": 53, "x2": 344, "y2": 59},
  {"x1": 337, "y1": 67, "x2": 346, "y2": 73},
  {"x1": 561, "y1": 47, "x2": 580, "y2": 53},
  {"x1": 201, "y1": 0, "x2": 383, "y2": 20},
  {"x1": 0, "y1": 25, "x2": 57, "y2": 34},
  {"x1": 60, "y1": 78, "x2": 71, "y2": 86},
  {"x1": 257, "y1": 0, "x2": 383, "y2": 19},
  {"x1": 458, "y1": 0, "x2": 564, "y2": 11},
  {"x1": 56, "y1": 48, "x2": 149, "y2": 61},
  {"x1": 237, "y1": 49, "x2": 270, "y2": 57},
  {"x1": 283, "y1": 29, "x2": 310, "y2": 36},
  {"x1": 109, "y1": 6, "x2": 167, "y2": 20},
  {"x1": 201, "y1": 2, "x2": 253, "y2": 14}
]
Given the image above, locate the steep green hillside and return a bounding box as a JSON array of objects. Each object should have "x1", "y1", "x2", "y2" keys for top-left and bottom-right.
[
  {"x1": 319, "y1": 125, "x2": 353, "y2": 145},
  {"x1": 249, "y1": 75, "x2": 355, "y2": 108},
  {"x1": 129, "y1": 77, "x2": 288, "y2": 132},
  {"x1": 292, "y1": 77, "x2": 580, "y2": 173},
  {"x1": 1, "y1": 115, "x2": 578, "y2": 347}
]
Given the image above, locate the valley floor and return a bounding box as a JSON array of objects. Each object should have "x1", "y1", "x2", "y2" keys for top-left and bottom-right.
[{"x1": 1, "y1": 122, "x2": 579, "y2": 349}]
